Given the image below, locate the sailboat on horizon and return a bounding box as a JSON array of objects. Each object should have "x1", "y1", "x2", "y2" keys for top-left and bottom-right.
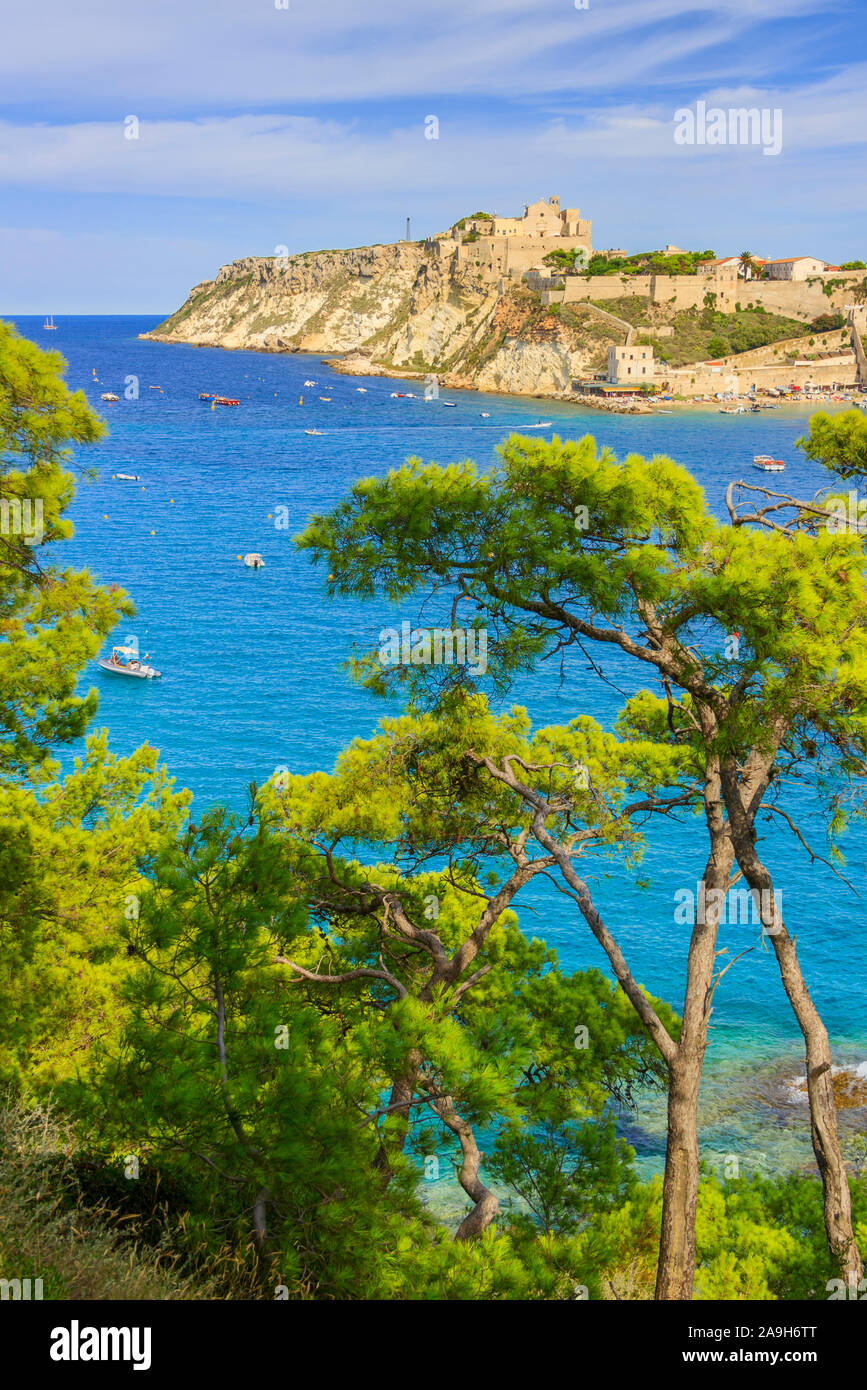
[{"x1": 43, "y1": 315, "x2": 57, "y2": 330}]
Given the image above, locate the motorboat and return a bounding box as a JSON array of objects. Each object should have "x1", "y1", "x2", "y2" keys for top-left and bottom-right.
[
  {"x1": 114, "y1": 473, "x2": 140, "y2": 481},
  {"x1": 441, "y1": 401, "x2": 457, "y2": 407},
  {"x1": 480, "y1": 412, "x2": 490, "y2": 417},
  {"x1": 98, "y1": 645, "x2": 161, "y2": 679},
  {"x1": 198, "y1": 392, "x2": 214, "y2": 400},
  {"x1": 528, "y1": 420, "x2": 552, "y2": 428},
  {"x1": 752, "y1": 455, "x2": 785, "y2": 472},
  {"x1": 356, "y1": 387, "x2": 367, "y2": 392},
  {"x1": 213, "y1": 397, "x2": 240, "y2": 407},
  {"x1": 100, "y1": 392, "x2": 119, "y2": 402},
  {"x1": 304, "y1": 380, "x2": 318, "y2": 387},
  {"x1": 304, "y1": 428, "x2": 323, "y2": 435},
  {"x1": 244, "y1": 553, "x2": 265, "y2": 569}
]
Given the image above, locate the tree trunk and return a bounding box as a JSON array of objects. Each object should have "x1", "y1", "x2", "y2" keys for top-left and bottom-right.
[
  {"x1": 374, "y1": 1048, "x2": 422, "y2": 1174},
  {"x1": 655, "y1": 767, "x2": 735, "y2": 1299},
  {"x1": 656, "y1": 1045, "x2": 703, "y2": 1299},
  {"x1": 770, "y1": 926, "x2": 862, "y2": 1279},
  {"x1": 719, "y1": 771, "x2": 863, "y2": 1283},
  {"x1": 426, "y1": 1091, "x2": 499, "y2": 1239}
]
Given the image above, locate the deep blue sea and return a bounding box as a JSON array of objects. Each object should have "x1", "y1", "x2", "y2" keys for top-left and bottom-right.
[{"x1": 9, "y1": 314, "x2": 866, "y2": 1187}]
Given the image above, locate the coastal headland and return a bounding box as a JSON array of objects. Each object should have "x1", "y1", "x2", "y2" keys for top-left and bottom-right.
[{"x1": 143, "y1": 195, "x2": 867, "y2": 408}]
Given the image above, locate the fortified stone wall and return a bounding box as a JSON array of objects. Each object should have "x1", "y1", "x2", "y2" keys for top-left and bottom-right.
[
  {"x1": 560, "y1": 273, "x2": 736, "y2": 310},
  {"x1": 735, "y1": 280, "x2": 846, "y2": 321},
  {"x1": 562, "y1": 275, "x2": 653, "y2": 304},
  {"x1": 711, "y1": 327, "x2": 853, "y2": 369},
  {"x1": 649, "y1": 276, "x2": 737, "y2": 312},
  {"x1": 849, "y1": 309, "x2": 867, "y2": 386},
  {"x1": 662, "y1": 359, "x2": 857, "y2": 395},
  {"x1": 661, "y1": 366, "x2": 740, "y2": 395}
]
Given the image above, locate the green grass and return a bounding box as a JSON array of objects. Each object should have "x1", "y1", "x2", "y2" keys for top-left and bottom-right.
[
  {"x1": 0, "y1": 1099, "x2": 271, "y2": 1300},
  {"x1": 599, "y1": 301, "x2": 810, "y2": 367}
]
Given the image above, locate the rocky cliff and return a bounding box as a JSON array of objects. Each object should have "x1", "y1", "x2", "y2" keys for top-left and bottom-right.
[{"x1": 143, "y1": 242, "x2": 627, "y2": 397}]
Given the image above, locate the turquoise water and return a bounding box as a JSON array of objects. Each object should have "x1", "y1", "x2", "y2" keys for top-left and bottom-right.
[{"x1": 8, "y1": 314, "x2": 866, "y2": 1183}]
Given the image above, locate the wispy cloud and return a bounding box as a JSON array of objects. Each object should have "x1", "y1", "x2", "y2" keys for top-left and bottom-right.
[{"x1": 0, "y1": 0, "x2": 842, "y2": 109}]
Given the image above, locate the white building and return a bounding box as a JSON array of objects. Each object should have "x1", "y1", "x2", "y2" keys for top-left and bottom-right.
[
  {"x1": 763, "y1": 257, "x2": 825, "y2": 281},
  {"x1": 608, "y1": 345, "x2": 654, "y2": 384}
]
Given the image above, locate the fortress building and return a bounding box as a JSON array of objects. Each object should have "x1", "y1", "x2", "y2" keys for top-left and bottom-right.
[{"x1": 430, "y1": 195, "x2": 593, "y2": 281}]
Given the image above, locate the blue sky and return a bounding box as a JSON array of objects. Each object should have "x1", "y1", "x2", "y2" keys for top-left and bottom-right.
[{"x1": 1, "y1": 0, "x2": 865, "y2": 313}]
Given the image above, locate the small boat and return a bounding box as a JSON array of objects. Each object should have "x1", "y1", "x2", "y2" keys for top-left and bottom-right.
[
  {"x1": 213, "y1": 397, "x2": 240, "y2": 407},
  {"x1": 480, "y1": 412, "x2": 490, "y2": 418},
  {"x1": 114, "y1": 473, "x2": 140, "y2": 481},
  {"x1": 243, "y1": 553, "x2": 265, "y2": 569},
  {"x1": 405, "y1": 393, "x2": 416, "y2": 398},
  {"x1": 101, "y1": 393, "x2": 119, "y2": 402},
  {"x1": 752, "y1": 455, "x2": 785, "y2": 472},
  {"x1": 98, "y1": 645, "x2": 161, "y2": 679},
  {"x1": 304, "y1": 428, "x2": 323, "y2": 436},
  {"x1": 390, "y1": 392, "x2": 402, "y2": 398},
  {"x1": 356, "y1": 387, "x2": 367, "y2": 393},
  {"x1": 304, "y1": 380, "x2": 318, "y2": 387},
  {"x1": 198, "y1": 392, "x2": 214, "y2": 400},
  {"x1": 43, "y1": 315, "x2": 57, "y2": 330},
  {"x1": 318, "y1": 396, "x2": 331, "y2": 402},
  {"x1": 148, "y1": 386, "x2": 163, "y2": 392},
  {"x1": 528, "y1": 420, "x2": 552, "y2": 428},
  {"x1": 441, "y1": 401, "x2": 457, "y2": 408}
]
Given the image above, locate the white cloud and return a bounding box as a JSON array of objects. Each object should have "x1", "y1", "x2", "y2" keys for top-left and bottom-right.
[
  {"x1": 1, "y1": 55, "x2": 865, "y2": 207},
  {"x1": 0, "y1": 0, "x2": 834, "y2": 109}
]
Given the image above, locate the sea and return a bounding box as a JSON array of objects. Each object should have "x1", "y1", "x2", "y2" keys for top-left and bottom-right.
[{"x1": 8, "y1": 314, "x2": 866, "y2": 1202}]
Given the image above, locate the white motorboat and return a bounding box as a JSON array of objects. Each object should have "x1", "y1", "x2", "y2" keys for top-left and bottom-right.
[
  {"x1": 304, "y1": 428, "x2": 323, "y2": 435},
  {"x1": 480, "y1": 411, "x2": 490, "y2": 417},
  {"x1": 114, "y1": 472, "x2": 140, "y2": 481},
  {"x1": 303, "y1": 380, "x2": 318, "y2": 387},
  {"x1": 528, "y1": 420, "x2": 553, "y2": 428},
  {"x1": 752, "y1": 455, "x2": 785, "y2": 472},
  {"x1": 244, "y1": 553, "x2": 265, "y2": 569},
  {"x1": 98, "y1": 645, "x2": 161, "y2": 679},
  {"x1": 101, "y1": 392, "x2": 119, "y2": 402}
]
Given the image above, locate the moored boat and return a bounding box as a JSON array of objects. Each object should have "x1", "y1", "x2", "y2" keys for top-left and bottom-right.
[
  {"x1": 243, "y1": 553, "x2": 265, "y2": 569},
  {"x1": 100, "y1": 393, "x2": 119, "y2": 402},
  {"x1": 752, "y1": 455, "x2": 785, "y2": 472}
]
